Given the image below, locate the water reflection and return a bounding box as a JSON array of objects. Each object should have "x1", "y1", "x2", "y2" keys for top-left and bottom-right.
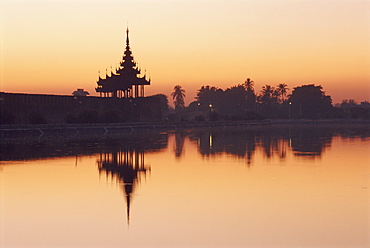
[
  {"x1": 174, "y1": 131, "x2": 186, "y2": 158},
  {"x1": 98, "y1": 149, "x2": 149, "y2": 224},
  {"x1": 185, "y1": 126, "x2": 369, "y2": 163},
  {"x1": 1, "y1": 125, "x2": 369, "y2": 247},
  {"x1": 289, "y1": 128, "x2": 333, "y2": 157},
  {"x1": 1, "y1": 126, "x2": 368, "y2": 163},
  {"x1": 0, "y1": 131, "x2": 168, "y2": 161}
]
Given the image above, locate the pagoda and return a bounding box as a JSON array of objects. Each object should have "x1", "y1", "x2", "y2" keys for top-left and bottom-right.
[{"x1": 96, "y1": 28, "x2": 150, "y2": 98}]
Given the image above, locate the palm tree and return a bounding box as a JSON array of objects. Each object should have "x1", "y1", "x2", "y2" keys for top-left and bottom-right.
[
  {"x1": 244, "y1": 78, "x2": 254, "y2": 92},
  {"x1": 244, "y1": 78, "x2": 256, "y2": 110},
  {"x1": 258, "y1": 84, "x2": 279, "y2": 118},
  {"x1": 171, "y1": 85, "x2": 186, "y2": 110},
  {"x1": 259, "y1": 84, "x2": 279, "y2": 107},
  {"x1": 276, "y1": 83, "x2": 289, "y2": 103},
  {"x1": 260, "y1": 85, "x2": 274, "y2": 99}
]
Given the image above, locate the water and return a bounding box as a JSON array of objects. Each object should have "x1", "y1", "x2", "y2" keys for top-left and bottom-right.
[{"x1": 1, "y1": 126, "x2": 369, "y2": 248}]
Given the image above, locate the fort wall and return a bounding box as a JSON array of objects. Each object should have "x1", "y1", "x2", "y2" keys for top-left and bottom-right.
[{"x1": 0, "y1": 92, "x2": 161, "y2": 124}]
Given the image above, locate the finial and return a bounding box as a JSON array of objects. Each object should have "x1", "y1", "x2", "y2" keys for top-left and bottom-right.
[{"x1": 126, "y1": 26, "x2": 130, "y2": 46}]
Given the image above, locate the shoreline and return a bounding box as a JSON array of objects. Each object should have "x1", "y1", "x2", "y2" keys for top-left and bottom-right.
[
  {"x1": 1, "y1": 119, "x2": 369, "y2": 139},
  {"x1": 1, "y1": 118, "x2": 369, "y2": 131}
]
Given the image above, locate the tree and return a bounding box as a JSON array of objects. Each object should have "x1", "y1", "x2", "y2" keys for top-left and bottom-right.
[
  {"x1": 244, "y1": 78, "x2": 254, "y2": 92},
  {"x1": 288, "y1": 84, "x2": 333, "y2": 119},
  {"x1": 276, "y1": 83, "x2": 289, "y2": 103},
  {"x1": 171, "y1": 85, "x2": 186, "y2": 110},
  {"x1": 244, "y1": 78, "x2": 256, "y2": 110},
  {"x1": 223, "y1": 85, "x2": 248, "y2": 114},
  {"x1": 340, "y1": 99, "x2": 357, "y2": 109},
  {"x1": 258, "y1": 85, "x2": 278, "y2": 106},
  {"x1": 195, "y1": 81, "x2": 263, "y2": 119},
  {"x1": 195, "y1": 85, "x2": 223, "y2": 110},
  {"x1": 257, "y1": 85, "x2": 279, "y2": 118},
  {"x1": 152, "y1": 94, "x2": 170, "y2": 114}
]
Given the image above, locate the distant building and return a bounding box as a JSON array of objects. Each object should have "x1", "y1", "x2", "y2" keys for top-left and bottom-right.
[
  {"x1": 72, "y1": 89, "x2": 90, "y2": 97},
  {"x1": 96, "y1": 28, "x2": 150, "y2": 98}
]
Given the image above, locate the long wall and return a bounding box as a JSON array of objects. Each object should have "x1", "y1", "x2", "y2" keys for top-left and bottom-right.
[{"x1": 0, "y1": 92, "x2": 161, "y2": 124}]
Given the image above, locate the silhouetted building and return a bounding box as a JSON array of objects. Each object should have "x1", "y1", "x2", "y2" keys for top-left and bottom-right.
[
  {"x1": 72, "y1": 89, "x2": 89, "y2": 97},
  {"x1": 96, "y1": 28, "x2": 150, "y2": 98},
  {"x1": 0, "y1": 29, "x2": 161, "y2": 124}
]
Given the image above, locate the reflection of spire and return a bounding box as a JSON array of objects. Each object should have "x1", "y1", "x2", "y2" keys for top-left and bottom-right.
[
  {"x1": 126, "y1": 27, "x2": 130, "y2": 47},
  {"x1": 126, "y1": 192, "x2": 131, "y2": 225},
  {"x1": 97, "y1": 149, "x2": 149, "y2": 225}
]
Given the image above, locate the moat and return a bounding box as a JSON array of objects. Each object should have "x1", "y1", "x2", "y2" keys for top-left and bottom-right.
[{"x1": 1, "y1": 125, "x2": 369, "y2": 248}]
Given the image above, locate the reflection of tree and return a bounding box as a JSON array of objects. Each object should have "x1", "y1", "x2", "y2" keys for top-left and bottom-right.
[
  {"x1": 98, "y1": 149, "x2": 149, "y2": 225},
  {"x1": 2, "y1": 126, "x2": 369, "y2": 166},
  {"x1": 191, "y1": 130, "x2": 258, "y2": 165},
  {"x1": 174, "y1": 132, "x2": 186, "y2": 158},
  {"x1": 187, "y1": 126, "x2": 352, "y2": 163},
  {"x1": 289, "y1": 128, "x2": 333, "y2": 157},
  {"x1": 194, "y1": 130, "x2": 258, "y2": 159},
  {"x1": 255, "y1": 134, "x2": 288, "y2": 160}
]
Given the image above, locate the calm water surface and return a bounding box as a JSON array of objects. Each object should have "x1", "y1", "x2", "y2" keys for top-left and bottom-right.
[{"x1": 1, "y1": 126, "x2": 369, "y2": 248}]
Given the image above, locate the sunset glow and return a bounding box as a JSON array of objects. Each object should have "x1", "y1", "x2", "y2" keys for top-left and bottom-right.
[{"x1": 1, "y1": 0, "x2": 369, "y2": 104}]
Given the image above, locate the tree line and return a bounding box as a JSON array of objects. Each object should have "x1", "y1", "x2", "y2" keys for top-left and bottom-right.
[{"x1": 166, "y1": 79, "x2": 369, "y2": 121}]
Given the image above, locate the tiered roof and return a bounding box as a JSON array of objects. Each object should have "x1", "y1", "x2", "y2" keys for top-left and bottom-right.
[{"x1": 96, "y1": 28, "x2": 150, "y2": 95}]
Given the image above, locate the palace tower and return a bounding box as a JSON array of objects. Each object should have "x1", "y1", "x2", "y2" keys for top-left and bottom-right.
[{"x1": 96, "y1": 28, "x2": 150, "y2": 98}]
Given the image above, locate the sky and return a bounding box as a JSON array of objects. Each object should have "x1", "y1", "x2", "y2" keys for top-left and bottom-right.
[{"x1": 0, "y1": 0, "x2": 369, "y2": 105}]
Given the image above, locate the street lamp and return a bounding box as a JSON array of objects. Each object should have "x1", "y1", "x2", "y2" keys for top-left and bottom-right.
[
  {"x1": 208, "y1": 104, "x2": 213, "y2": 121},
  {"x1": 288, "y1": 102, "x2": 292, "y2": 120}
]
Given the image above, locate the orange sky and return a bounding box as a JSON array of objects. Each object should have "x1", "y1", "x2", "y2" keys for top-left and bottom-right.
[{"x1": 0, "y1": 0, "x2": 369, "y2": 105}]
